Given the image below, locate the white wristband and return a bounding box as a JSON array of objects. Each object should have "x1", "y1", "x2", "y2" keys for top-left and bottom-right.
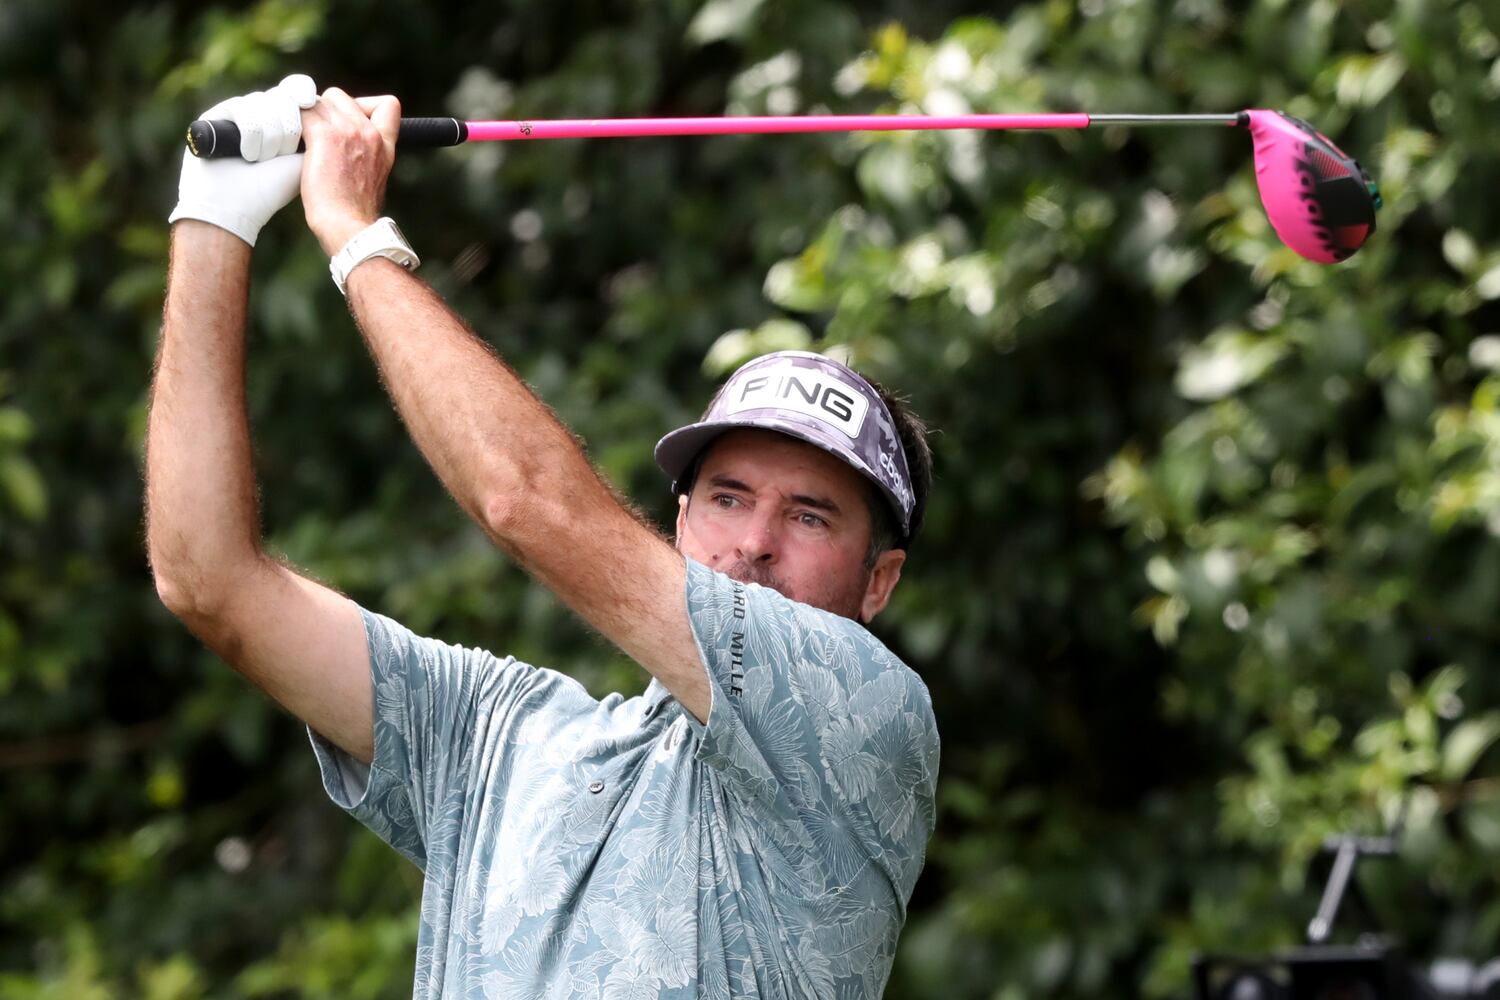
[{"x1": 330, "y1": 217, "x2": 420, "y2": 296}]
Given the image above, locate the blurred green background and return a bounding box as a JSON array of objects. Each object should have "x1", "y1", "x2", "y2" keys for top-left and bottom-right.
[{"x1": 3, "y1": 0, "x2": 1499, "y2": 996}]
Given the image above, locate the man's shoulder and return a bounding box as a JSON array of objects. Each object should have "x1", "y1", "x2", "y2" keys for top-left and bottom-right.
[
  {"x1": 692, "y1": 565, "x2": 932, "y2": 719},
  {"x1": 689, "y1": 558, "x2": 854, "y2": 631}
]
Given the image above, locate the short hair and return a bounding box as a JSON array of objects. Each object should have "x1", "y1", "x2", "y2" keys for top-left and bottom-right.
[{"x1": 859, "y1": 376, "x2": 932, "y2": 567}]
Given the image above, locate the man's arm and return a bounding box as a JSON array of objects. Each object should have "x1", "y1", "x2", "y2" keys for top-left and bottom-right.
[
  {"x1": 299, "y1": 90, "x2": 710, "y2": 721},
  {"x1": 146, "y1": 222, "x2": 374, "y2": 761}
]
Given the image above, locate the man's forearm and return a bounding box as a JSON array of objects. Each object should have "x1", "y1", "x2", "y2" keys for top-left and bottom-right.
[
  {"x1": 146, "y1": 222, "x2": 266, "y2": 611},
  {"x1": 310, "y1": 91, "x2": 706, "y2": 714},
  {"x1": 342, "y1": 261, "x2": 628, "y2": 554},
  {"x1": 338, "y1": 259, "x2": 711, "y2": 715}
]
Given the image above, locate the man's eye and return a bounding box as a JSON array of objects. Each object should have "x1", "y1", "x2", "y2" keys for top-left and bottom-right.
[
  {"x1": 712, "y1": 494, "x2": 739, "y2": 509},
  {"x1": 797, "y1": 512, "x2": 828, "y2": 529}
]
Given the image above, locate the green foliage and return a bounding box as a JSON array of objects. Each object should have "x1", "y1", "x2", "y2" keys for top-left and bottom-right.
[
  {"x1": 2, "y1": 0, "x2": 1498, "y2": 996},
  {"x1": 235, "y1": 913, "x2": 416, "y2": 999}
]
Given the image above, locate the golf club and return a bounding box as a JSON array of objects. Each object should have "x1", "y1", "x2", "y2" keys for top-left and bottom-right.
[{"x1": 186, "y1": 109, "x2": 1380, "y2": 264}]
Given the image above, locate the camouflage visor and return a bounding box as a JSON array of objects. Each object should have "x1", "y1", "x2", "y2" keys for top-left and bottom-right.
[{"x1": 655, "y1": 350, "x2": 915, "y2": 541}]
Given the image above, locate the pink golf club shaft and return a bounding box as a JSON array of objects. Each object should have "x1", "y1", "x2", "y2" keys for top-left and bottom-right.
[{"x1": 468, "y1": 113, "x2": 1092, "y2": 139}]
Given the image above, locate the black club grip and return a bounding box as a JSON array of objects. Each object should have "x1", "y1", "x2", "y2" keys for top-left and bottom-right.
[{"x1": 185, "y1": 117, "x2": 468, "y2": 158}]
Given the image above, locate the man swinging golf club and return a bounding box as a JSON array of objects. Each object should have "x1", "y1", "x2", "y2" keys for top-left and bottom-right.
[{"x1": 146, "y1": 75, "x2": 939, "y2": 998}]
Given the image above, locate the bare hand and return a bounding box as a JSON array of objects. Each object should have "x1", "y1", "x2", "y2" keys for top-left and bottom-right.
[{"x1": 299, "y1": 88, "x2": 401, "y2": 255}]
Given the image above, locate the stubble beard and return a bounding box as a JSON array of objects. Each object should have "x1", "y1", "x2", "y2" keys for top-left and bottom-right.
[{"x1": 722, "y1": 558, "x2": 870, "y2": 623}]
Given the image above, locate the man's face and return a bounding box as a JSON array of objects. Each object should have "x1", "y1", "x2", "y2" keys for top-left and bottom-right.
[{"x1": 674, "y1": 429, "x2": 905, "y2": 623}]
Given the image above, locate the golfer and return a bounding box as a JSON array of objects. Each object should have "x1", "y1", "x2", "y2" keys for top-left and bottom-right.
[{"x1": 147, "y1": 76, "x2": 939, "y2": 998}]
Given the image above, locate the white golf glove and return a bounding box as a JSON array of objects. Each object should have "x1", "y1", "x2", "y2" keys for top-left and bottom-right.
[{"x1": 168, "y1": 74, "x2": 319, "y2": 246}]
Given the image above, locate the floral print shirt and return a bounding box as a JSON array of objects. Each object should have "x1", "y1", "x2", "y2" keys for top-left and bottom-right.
[{"x1": 309, "y1": 557, "x2": 940, "y2": 998}]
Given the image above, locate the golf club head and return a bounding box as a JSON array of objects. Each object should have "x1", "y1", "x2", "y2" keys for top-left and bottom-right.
[{"x1": 1243, "y1": 109, "x2": 1380, "y2": 263}]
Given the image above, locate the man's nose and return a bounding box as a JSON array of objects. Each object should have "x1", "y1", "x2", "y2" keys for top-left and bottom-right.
[{"x1": 735, "y1": 507, "x2": 781, "y2": 563}]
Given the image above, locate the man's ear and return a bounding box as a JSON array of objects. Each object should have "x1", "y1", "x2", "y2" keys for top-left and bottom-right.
[
  {"x1": 675, "y1": 493, "x2": 689, "y2": 543},
  {"x1": 859, "y1": 548, "x2": 906, "y2": 623}
]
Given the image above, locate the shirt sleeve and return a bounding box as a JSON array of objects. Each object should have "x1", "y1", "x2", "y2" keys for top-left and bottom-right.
[
  {"x1": 306, "y1": 607, "x2": 542, "y2": 870},
  {"x1": 681, "y1": 557, "x2": 941, "y2": 907}
]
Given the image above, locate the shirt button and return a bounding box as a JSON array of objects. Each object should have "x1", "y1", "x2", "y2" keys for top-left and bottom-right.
[{"x1": 588, "y1": 780, "x2": 605, "y2": 794}]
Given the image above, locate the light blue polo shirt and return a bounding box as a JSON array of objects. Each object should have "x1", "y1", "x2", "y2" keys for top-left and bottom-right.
[{"x1": 309, "y1": 556, "x2": 940, "y2": 998}]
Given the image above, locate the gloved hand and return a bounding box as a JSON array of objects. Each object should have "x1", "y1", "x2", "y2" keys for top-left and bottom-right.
[{"x1": 168, "y1": 74, "x2": 319, "y2": 246}]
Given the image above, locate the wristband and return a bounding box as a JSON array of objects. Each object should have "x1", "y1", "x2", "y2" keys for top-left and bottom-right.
[{"x1": 330, "y1": 217, "x2": 420, "y2": 295}]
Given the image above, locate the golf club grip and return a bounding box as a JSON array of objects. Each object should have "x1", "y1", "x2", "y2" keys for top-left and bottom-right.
[{"x1": 186, "y1": 117, "x2": 468, "y2": 158}]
